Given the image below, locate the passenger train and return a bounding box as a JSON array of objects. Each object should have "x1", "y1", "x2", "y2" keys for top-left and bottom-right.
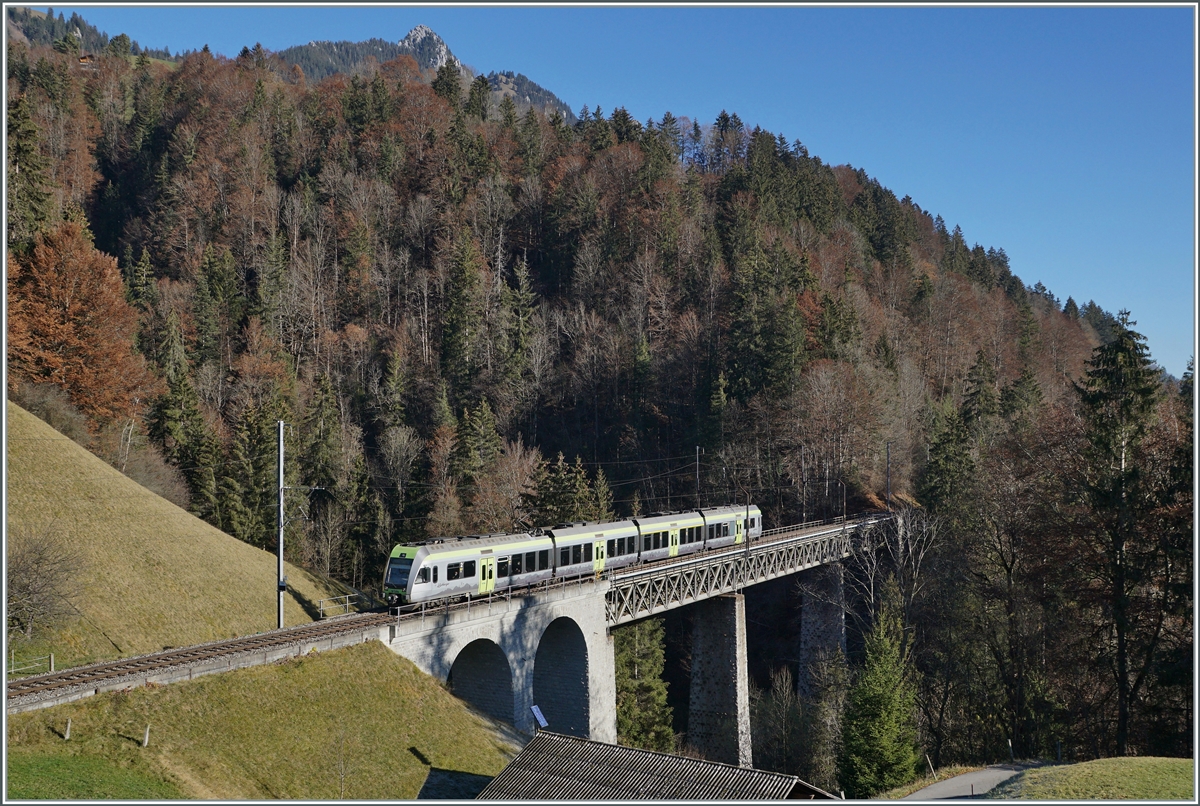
[{"x1": 382, "y1": 504, "x2": 764, "y2": 607}]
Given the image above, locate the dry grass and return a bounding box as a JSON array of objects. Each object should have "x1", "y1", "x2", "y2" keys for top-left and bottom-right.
[
  {"x1": 6, "y1": 403, "x2": 345, "y2": 670},
  {"x1": 989, "y1": 757, "x2": 1193, "y2": 800},
  {"x1": 6, "y1": 641, "x2": 521, "y2": 799}
]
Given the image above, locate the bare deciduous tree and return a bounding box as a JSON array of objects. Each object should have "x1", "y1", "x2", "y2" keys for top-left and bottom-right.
[{"x1": 7, "y1": 523, "x2": 81, "y2": 639}]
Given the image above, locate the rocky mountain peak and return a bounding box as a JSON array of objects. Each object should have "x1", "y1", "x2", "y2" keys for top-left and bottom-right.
[{"x1": 399, "y1": 24, "x2": 460, "y2": 72}]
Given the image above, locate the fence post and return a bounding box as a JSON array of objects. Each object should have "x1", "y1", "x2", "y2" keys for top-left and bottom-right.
[
  {"x1": 143, "y1": 725, "x2": 150, "y2": 748},
  {"x1": 50, "y1": 654, "x2": 54, "y2": 673},
  {"x1": 65, "y1": 718, "x2": 71, "y2": 740}
]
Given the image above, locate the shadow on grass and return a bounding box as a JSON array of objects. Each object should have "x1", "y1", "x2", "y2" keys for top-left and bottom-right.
[
  {"x1": 409, "y1": 745, "x2": 493, "y2": 799},
  {"x1": 287, "y1": 586, "x2": 323, "y2": 622},
  {"x1": 417, "y1": 768, "x2": 493, "y2": 799}
]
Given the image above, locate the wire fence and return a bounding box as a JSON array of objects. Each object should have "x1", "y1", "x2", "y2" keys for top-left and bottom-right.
[{"x1": 8, "y1": 651, "x2": 54, "y2": 676}]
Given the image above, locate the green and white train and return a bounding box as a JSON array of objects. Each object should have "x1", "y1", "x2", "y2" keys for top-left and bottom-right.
[{"x1": 382, "y1": 505, "x2": 763, "y2": 607}]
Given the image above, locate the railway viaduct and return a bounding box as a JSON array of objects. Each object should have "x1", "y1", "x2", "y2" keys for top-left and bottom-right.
[{"x1": 382, "y1": 514, "x2": 889, "y2": 767}]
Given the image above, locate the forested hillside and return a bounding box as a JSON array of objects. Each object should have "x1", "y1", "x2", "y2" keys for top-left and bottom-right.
[{"x1": 6, "y1": 34, "x2": 1191, "y2": 788}]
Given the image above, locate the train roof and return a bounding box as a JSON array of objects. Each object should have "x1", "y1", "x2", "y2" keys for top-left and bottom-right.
[
  {"x1": 703, "y1": 503, "x2": 762, "y2": 516},
  {"x1": 545, "y1": 520, "x2": 639, "y2": 539},
  {"x1": 389, "y1": 532, "x2": 551, "y2": 559},
  {"x1": 633, "y1": 510, "x2": 705, "y2": 527}
]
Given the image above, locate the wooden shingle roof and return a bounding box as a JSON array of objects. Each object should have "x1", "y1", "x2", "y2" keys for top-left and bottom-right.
[{"x1": 477, "y1": 731, "x2": 838, "y2": 800}]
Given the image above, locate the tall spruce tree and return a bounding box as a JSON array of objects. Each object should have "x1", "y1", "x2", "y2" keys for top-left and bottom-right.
[
  {"x1": 614, "y1": 617, "x2": 675, "y2": 751},
  {"x1": 6, "y1": 94, "x2": 53, "y2": 251},
  {"x1": 1073, "y1": 310, "x2": 1163, "y2": 755},
  {"x1": 441, "y1": 228, "x2": 486, "y2": 401},
  {"x1": 918, "y1": 405, "x2": 974, "y2": 515},
  {"x1": 838, "y1": 577, "x2": 919, "y2": 797}
]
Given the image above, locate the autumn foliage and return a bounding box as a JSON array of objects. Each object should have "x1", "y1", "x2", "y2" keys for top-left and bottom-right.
[{"x1": 7, "y1": 220, "x2": 156, "y2": 423}]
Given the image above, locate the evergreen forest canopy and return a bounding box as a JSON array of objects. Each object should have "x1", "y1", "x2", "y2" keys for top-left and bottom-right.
[
  {"x1": 5, "y1": 25, "x2": 1191, "y2": 794},
  {"x1": 7, "y1": 6, "x2": 177, "y2": 61}
]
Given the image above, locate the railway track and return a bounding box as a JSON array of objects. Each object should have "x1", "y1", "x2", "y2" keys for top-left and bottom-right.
[{"x1": 6, "y1": 612, "x2": 396, "y2": 707}]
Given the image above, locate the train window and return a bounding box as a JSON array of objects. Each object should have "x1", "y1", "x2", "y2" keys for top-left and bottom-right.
[
  {"x1": 512, "y1": 554, "x2": 523, "y2": 575},
  {"x1": 619, "y1": 537, "x2": 627, "y2": 555},
  {"x1": 497, "y1": 557, "x2": 509, "y2": 577},
  {"x1": 643, "y1": 534, "x2": 651, "y2": 551},
  {"x1": 708, "y1": 524, "x2": 715, "y2": 541},
  {"x1": 723, "y1": 522, "x2": 730, "y2": 537},
  {"x1": 607, "y1": 539, "x2": 615, "y2": 557},
  {"x1": 447, "y1": 562, "x2": 462, "y2": 581},
  {"x1": 539, "y1": 550, "x2": 549, "y2": 570},
  {"x1": 433, "y1": 566, "x2": 438, "y2": 583},
  {"x1": 584, "y1": 543, "x2": 593, "y2": 562},
  {"x1": 464, "y1": 560, "x2": 476, "y2": 578},
  {"x1": 416, "y1": 567, "x2": 430, "y2": 584},
  {"x1": 386, "y1": 557, "x2": 412, "y2": 588},
  {"x1": 572, "y1": 544, "x2": 583, "y2": 565},
  {"x1": 560, "y1": 547, "x2": 571, "y2": 566}
]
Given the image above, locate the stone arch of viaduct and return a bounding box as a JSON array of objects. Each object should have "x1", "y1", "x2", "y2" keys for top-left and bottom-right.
[{"x1": 384, "y1": 586, "x2": 617, "y2": 742}]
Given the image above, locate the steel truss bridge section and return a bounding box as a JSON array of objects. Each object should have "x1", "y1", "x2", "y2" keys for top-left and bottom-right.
[{"x1": 604, "y1": 514, "x2": 891, "y2": 625}]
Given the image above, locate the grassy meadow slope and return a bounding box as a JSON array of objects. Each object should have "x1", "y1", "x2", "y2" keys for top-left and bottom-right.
[
  {"x1": 6, "y1": 402, "x2": 345, "y2": 669},
  {"x1": 989, "y1": 757, "x2": 1194, "y2": 800},
  {"x1": 7, "y1": 641, "x2": 520, "y2": 799}
]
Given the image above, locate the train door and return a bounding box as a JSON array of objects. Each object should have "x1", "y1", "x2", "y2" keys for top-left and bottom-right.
[
  {"x1": 593, "y1": 540, "x2": 605, "y2": 576},
  {"x1": 734, "y1": 517, "x2": 743, "y2": 544},
  {"x1": 479, "y1": 556, "x2": 496, "y2": 595},
  {"x1": 669, "y1": 527, "x2": 680, "y2": 557}
]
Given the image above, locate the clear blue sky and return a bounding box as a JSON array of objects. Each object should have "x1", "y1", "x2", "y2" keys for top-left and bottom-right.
[{"x1": 42, "y1": 4, "x2": 1197, "y2": 376}]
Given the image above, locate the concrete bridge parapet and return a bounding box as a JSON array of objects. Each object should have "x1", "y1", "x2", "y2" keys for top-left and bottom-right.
[{"x1": 383, "y1": 582, "x2": 615, "y2": 742}]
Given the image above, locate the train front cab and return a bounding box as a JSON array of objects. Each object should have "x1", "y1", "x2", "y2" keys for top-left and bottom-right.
[{"x1": 383, "y1": 545, "x2": 427, "y2": 606}]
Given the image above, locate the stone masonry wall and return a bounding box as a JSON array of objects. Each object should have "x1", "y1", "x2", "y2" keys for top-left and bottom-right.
[{"x1": 687, "y1": 593, "x2": 753, "y2": 767}]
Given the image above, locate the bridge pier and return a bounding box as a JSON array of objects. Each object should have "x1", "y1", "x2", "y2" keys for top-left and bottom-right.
[
  {"x1": 798, "y1": 562, "x2": 846, "y2": 700},
  {"x1": 687, "y1": 593, "x2": 753, "y2": 767}
]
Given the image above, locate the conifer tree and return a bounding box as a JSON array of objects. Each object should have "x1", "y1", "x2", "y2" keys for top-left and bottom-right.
[
  {"x1": 464, "y1": 74, "x2": 490, "y2": 121},
  {"x1": 534, "y1": 453, "x2": 593, "y2": 526},
  {"x1": 6, "y1": 94, "x2": 53, "y2": 251},
  {"x1": 614, "y1": 617, "x2": 675, "y2": 751},
  {"x1": 454, "y1": 399, "x2": 502, "y2": 485},
  {"x1": 1000, "y1": 365, "x2": 1043, "y2": 426},
  {"x1": 127, "y1": 247, "x2": 159, "y2": 312},
  {"x1": 301, "y1": 376, "x2": 344, "y2": 523},
  {"x1": 219, "y1": 406, "x2": 269, "y2": 546},
  {"x1": 1073, "y1": 310, "x2": 1163, "y2": 755},
  {"x1": 917, "y1": 405, "x2": 974, "y2": 515},
  {"x1": 431, "y1": 62, "x2": 461, "y2": 105},
  {"x1": 499, "y1": 94, "x2": 517, "y2": 130},
  {"x1": 838, "y1": 577, "x2": 919, "y2": 797},
  {"x1": 961, "y1": 349, "x2": 999, "y2": 428},
  {"x1": 441, "y1": 228, "x2": 486, "y2": 399},
  {"x1": 148, "y1": 311, "x2": 198, "y2": 461}
]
